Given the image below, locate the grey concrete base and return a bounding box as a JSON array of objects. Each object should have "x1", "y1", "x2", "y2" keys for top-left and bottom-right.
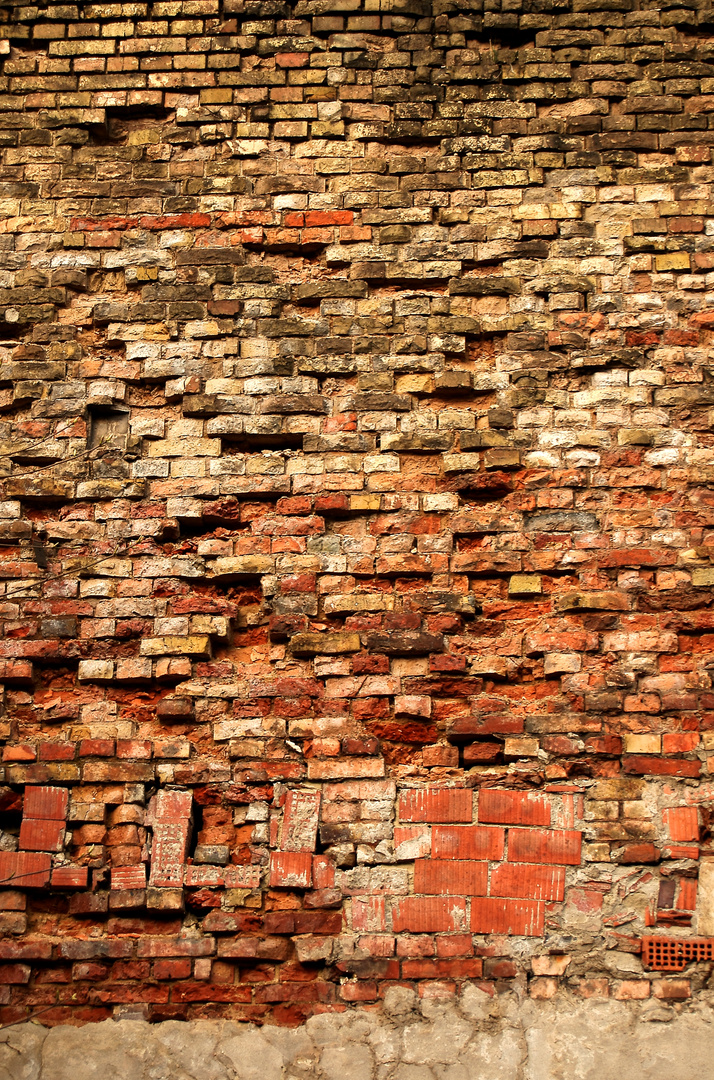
[{"x1": 2, "y1": 988, "x2": 714, "y2": 1080}]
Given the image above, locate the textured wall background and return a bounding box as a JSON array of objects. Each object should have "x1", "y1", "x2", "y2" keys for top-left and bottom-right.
[{"x1": 0, "y1": 0, "x2": 714, "y2": 1036}]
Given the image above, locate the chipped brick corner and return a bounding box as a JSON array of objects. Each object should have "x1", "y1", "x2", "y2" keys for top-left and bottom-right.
[{"x1": 0, "y1": 0, "x2": 712, "y2": 1032}]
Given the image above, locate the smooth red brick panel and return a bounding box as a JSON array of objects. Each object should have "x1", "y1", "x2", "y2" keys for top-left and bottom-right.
[
  {"x1": 18, "y1": 818, "x2": 64, "y2": 853},
  {"x1": 489, "y1": 863, "x2": 566, "y2": 901},
  {"x1": 508, "y1": 828, "x2": 582, "y2": 866},
  {"x1": 414, "y1": 860, "x2": 488, "y2": 896},
  {"x1": 23, "y1": 786, "x2": 68, "y2": 821},
  {"x1": 392, "y1": 896, "x2": 467, "y2": 933},
  {"x1": 0, "y1": 852, "x2": 51, "y2": 889},
  {"x1": 663, "y1": 807, "x2": 698, "y2": 841},
  {"x1": 478, "y1": 789, "x2": 551, "y2": 826},
  {"x1": 471, "y1": 897, "x2": 544, "y2": 937},
  {"x1": 677, "y1": 879, "x2": 697, "y2": 911},
  {"x1": 399, "y1": 789, "x2": 473, "y2": 823},
  {"x1": 432, "y1": 825, "x2": 505, "y2": 861}
]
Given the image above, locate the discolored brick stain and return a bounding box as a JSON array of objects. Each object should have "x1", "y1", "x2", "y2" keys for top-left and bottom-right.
[{"x1": 0, "y1": 0, "x2": 711, "y2": 1029}]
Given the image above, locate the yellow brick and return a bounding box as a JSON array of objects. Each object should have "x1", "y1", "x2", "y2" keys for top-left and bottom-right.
[
  {"x1": 509, "y1": 574, "x2": 542, "y2": 595},
  {"x1": 350, "y1": 494, "x2": 381, "y2": 511},
  {"x1": 623, "y1": 733, "x2": 661, "y2": 755},
  {"x1": 396, "y1": 374, "x2": 434, "y2": 394},
  {"x1": 654, "y1": 252, "x2": 690, "y2": 272},
  {"x1": 140, "y1": 635, "x2": 211, "y2": 657}
]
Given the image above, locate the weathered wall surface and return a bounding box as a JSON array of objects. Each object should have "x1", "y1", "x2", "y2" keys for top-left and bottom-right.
[
  {"x1": 4, "y1": 990, "x2": 714, "y2": 1079},
  {"x1": 1, "y1": 0, "x2": 714, "y2": 1039}
]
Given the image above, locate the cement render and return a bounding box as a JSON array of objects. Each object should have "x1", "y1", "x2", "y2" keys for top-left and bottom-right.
[{"x1": 2, "y1": 989, "x2": 713, "y2": 1080}]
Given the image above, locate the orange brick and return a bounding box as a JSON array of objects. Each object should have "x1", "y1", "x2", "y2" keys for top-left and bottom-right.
[
  {"x1": 414, "y1": 860, "x2": 487, "y2": 896},
  {"x1": 478, "y1": 789, "x2": 550, "y2": 826},
  {"x1": 432, "y1": 825, "x2": 505, "y2": 861},
  {"x1": 663, "y1": 806, "x2": 698, "y2": 841},
  {"x1": 51, "y1": 866, "x2": 89, "y2": 888},
  {"x1": 471, "y1": 897, "x2": 544, "y2": 937},
  {"x1": 392, "y1": 896, "x2": 467, "y2": 933},
  {"x1": 0, "y1": 852, "x2": 51, "y2": 889},
  {"x1": 111, "y1": 865, "x2": 147, "y2": 890},
  {"x1": 23, "y1": 786, "x2": 68, "y2": 821},
  {"x1": 19, "y1": 818, "x2": 64, "y2": 853},
  {"x1": 508, "y1": 828, "x2": 582, "y2": 866},
  {"x1": 489, "y1": 863, "x2": 565, "y2": 902},
  {"x1": 399, "y1": 789, "x2": 473, "y2": 823}
]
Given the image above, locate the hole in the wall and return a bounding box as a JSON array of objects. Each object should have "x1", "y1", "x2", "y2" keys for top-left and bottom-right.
[
  {"x1": 88, "y1": 106, "x2": 175, "y2": 145},
  {"x1": 221, "y1": 434, "x2": 304, "y2": 452},
  {"x1": 88, "y1": 408, "x2": 129, "y2": 451}
]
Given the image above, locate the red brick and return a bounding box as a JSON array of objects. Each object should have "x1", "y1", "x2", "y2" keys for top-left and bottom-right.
[
  {"x1": 615, "y1": 843, "x2": 660, "y2": 864},
  {"x1": 137, "y1": 936, "x2": 215, "y2": 958},
  {"x1": 23, "y1": 786, "x2": 68, "y2": 821},
  {"x1": 150, "y1": 789, "x2": 192, "y2": 824},
  {"x1": 392, "y1": 897, "x2": 467, "y2": 933},
  {"x1": 19, "y1": 818, "x2": 64, "y2": 852},
  {"x1": 432, "y1": 826, "x2": 505, "y2": 861},
  {"x1": 507, "y1": 828, "x2": 582, "y2": 866},
  {"x1": 614, "y1": 980, "x2": 650, "y2": 1000},
  {"x1": 414, "y1": 860, "x2": 488, "y2": 896},
  {"x1": 578, "y1": 978, "x2": 609, "y2": 998},
  {"x1": 0, "y1": 852, "x2": 51, "y2": 889},
  {"x1": 111, "y1": 866, "x2": 147, "y2": 890},
  {"x1": 340, "y1": 982, "x2": 378, "y2": 1001},
  {"x1": 351, "y1": 897, "x2": 386, "y2": 932},
  {"x1": 490, "y1": 863, "x2": 565, "y2": 901},
  {"x1": 0, "y1": 964, "x2": 31, "y2": 984},
  {"x1": 478, "y1": 789, "x2": 550, "y2": 826},
  {"x1": 0, "y1": 939, "x2": 52, "y2": 960},
  {"x1": 79, "y1": 739, "x2": 115, "y2": 758},
  {"x1": 153, "y1": 958, "x2": 193, "y2": 979},
  {"x1": 435, "y1": 934, "x2": 473, "y2": 957},
  {"x1": 223, "y1": 866, "x2": 261, "y2": 889},
  {"x1": 269, "y1": 851, "x2": 313, "y2": 888},
  {"x1": 623, "y1": 757, "x2": 701, "y2": 777},
  {"x1": 653, "y1": 979, "x2": 690, "y2": 1000},
  {"x1": 51, "y1": 867, "x2": 88, "y2": 888},
  {"x1": 275, "y1": 51, "x2": 309, "y2": 67},
  {"x1": 471, "y1": 898, "x2": 544, "y2": 937},
  {"x1": 38, "y1": 743, "x2": 76, "y2": 762},
  {"x1": 312, "y1": 856, "x2": 335, "y2": 889},
  {"x1": 401, "y1": 958, "x2": 483, "y2": 979},
  {"x1": 2, "y1": 745, "x2": 36, "y2": 762},
  {"x1": 304, "y1": 211, "x2": 353, "y2": 227},
  {"x1": 677, "y1": 879, "x2": 697, "y2": 911},
  {"x1": 529, "y1": 977, "x2": 558, "y2": 999},
  {"x1": 663, "y1": 807, "x2": 698, "y2": 841},
  {"x1": 485, "y1": 959, "x2": 518, "y2": 978},
  {"x1": 399, "y1": 789, "x2": 473, "y2": 823}
]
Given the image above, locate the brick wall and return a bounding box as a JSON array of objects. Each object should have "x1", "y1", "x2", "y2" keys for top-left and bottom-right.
[{"x1": 0, "y1": 0, "x2": 713, "y2": 1027}]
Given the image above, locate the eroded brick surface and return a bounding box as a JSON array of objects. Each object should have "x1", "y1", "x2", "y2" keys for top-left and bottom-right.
[{"x1": 0, "y1": 0, "x2": 712, "y2": 1029}]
